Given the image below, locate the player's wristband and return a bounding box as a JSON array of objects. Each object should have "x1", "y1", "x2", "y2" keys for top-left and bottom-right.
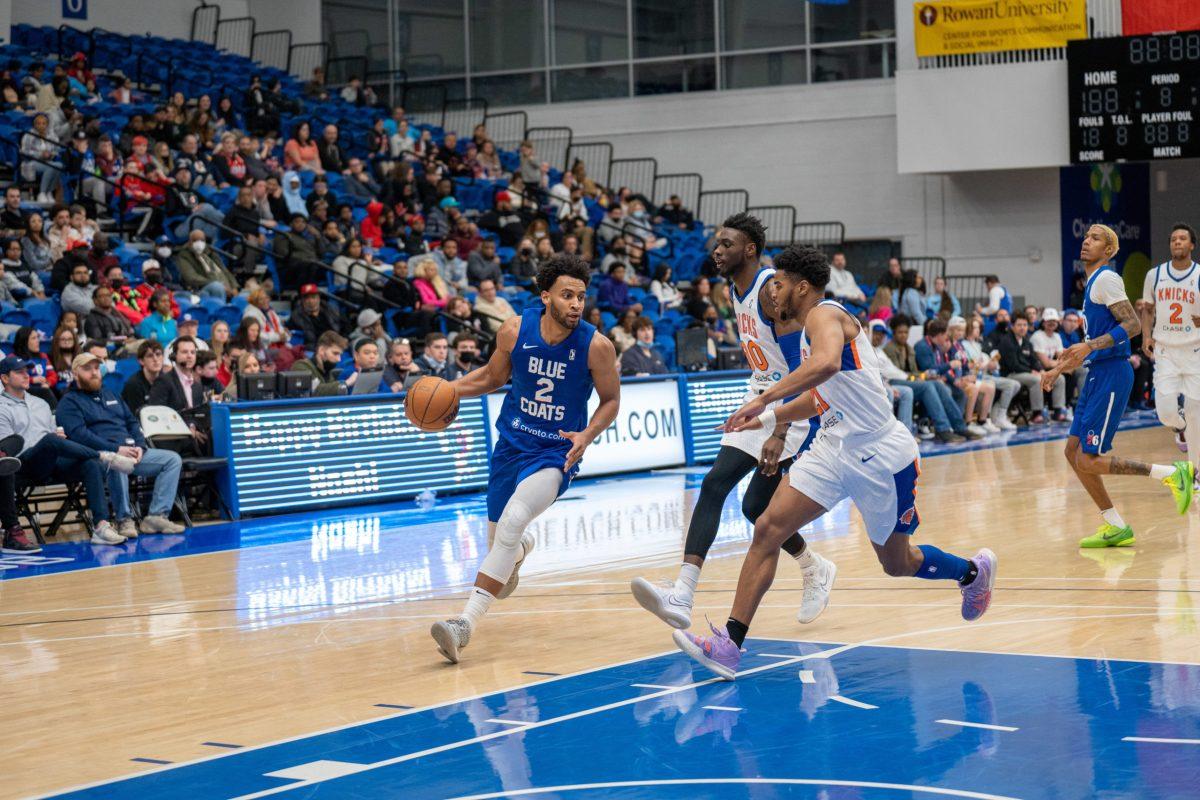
[
  {"x1": 757, "y1": 408, "x2": 777, "y2": 432},
  {"x1": 1109, "y1": 326, "x2": 1130, "y2": 348}
]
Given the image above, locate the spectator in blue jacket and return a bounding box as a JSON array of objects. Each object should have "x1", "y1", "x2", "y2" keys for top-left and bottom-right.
[
  {"x1": 597, "y1": 264, "x2": 642, "y2": 315},
  {"x1": 1059, "y1": 309, "x2": 1084, "y2": 347},
  {"x1": 136, "y1": 289, "x2": 178, "y2": 343},
  {"x1": 56, "y1": 352, "x2": 186, "y2": 535},
  {"x1": 914, "y1": 318, "x2": 986, "y2": 438},
  {"x1": 897, "y1": 269, "x2": 926, "y2": 323}
]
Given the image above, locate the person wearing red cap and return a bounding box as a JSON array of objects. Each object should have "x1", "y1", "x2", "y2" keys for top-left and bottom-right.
[
  {"x1": 287, "y1": 283, "x2": 343, "y2": 349},
  {"x1": 478, "y1": 190, "x2": 526, "y2": 249}
]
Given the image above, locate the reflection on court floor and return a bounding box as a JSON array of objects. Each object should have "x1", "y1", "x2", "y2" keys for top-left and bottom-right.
[{"x1": 47, "y1": 639, "x2": 1200, "y2": 799}]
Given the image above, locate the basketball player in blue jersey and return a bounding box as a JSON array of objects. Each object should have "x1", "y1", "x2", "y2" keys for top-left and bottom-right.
[
  {"x1": 675, "y1": 246, "x2": 996, "y2": 680},
  {"x1": 1039, "y1": 224, "x2": 1193, "y2": 549},
  {"x1": 629, "y1": 213, "x2": 834, "y2": 632},
  {"x1": 430, "y1": 255, "x2": 620, "y2": 663}
]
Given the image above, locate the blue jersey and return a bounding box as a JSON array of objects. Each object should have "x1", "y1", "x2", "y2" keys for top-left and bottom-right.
[
  {"x1": 496, "y1": 307, "x2": 596, "y2": 454},
  {"x1": 1083, "y1": 264, "x2": 1131, "y2": 364}
]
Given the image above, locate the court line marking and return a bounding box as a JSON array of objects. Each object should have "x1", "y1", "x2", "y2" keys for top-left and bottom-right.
[
  {"x1": 937, "y1": 719, "x2": 1018, "y2": 732},
  {"x1": 830, "y1": 695, "x2": 878, "y2": 710},
  {"x1": 630, "y1": 683, "x2": 683, "y2": 690},
  {"x1": 1122, "y1": 736, "x2": 1200, "y2": 745},
  {"x1": 702, "y1": 705, "x2": 742, "y2": 712},
  {"x1": 757, "y1": 652, "x2": 806, "y2": 659},
  {"x1": 5, "y1": 603, "x2": 1195, "y2": 649},
  {"x1": 224, "y1": 611, "x2": 1181, "y2": 800},
  {"x1": 32, "y1": 647, "x2": 682, "y2": 800},
  {"x1": 753, "y1": 635, "x2": 1200, "y2": 668},
  {"x1": 484, "y1": 718, "x2": 528, "y2": 727},
  {"x1": 798, "y1": 669, "x2": 815, "y2": 683},
  {"x1": 129, "y1": 758, "x2": 172, "y2": 765},
  {"x1": 443, "y1": 778, "x2": 1020, "y2": 800}
]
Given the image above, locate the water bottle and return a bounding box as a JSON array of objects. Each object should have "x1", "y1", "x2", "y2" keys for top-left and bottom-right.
[{"x1": 415, "y1": 488, "x2": 437, "y2": 509}]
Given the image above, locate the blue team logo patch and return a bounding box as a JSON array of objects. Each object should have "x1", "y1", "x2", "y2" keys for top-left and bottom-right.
[
  {"x1": 512, "y1": 417, "x2": 521, "y2": 428},
  {"x1": 569, "y1": 349, "x2": 576, "y2": 361}
]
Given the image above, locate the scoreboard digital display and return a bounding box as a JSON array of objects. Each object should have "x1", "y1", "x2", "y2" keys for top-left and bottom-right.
[{"x1": 1068, "y1": 31, "x2": 1200, "y2": 163}]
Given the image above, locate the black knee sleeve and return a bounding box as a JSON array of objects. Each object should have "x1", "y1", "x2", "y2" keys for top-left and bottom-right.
[{"x1": 683, "y1": 447, "x2": 758, "y2": 559}]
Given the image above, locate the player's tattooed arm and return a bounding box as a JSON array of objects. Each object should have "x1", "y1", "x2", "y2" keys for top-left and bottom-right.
[
  {"x1": 1108, "y1": 457, "x2": 1151, "y2": 476},
  {"x1": 1086, "y1": 299, "x2": 1139, "y2": 353}
]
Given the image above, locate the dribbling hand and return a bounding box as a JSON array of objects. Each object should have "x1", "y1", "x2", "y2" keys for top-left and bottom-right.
[
  {"x1": 559, "y1": 430, "x2": 591, "y2": 473},
  {"x1": 724, "y1": 396, "x2": 767, "y2": 434},
  {"x1": 1143, "y1": 336, "x2": 1155, "y2": 359}
]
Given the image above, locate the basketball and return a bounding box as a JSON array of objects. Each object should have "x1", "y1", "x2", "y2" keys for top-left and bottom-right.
[{"x1": 405, "y1": 376, "x2": 460, "y2": 432}]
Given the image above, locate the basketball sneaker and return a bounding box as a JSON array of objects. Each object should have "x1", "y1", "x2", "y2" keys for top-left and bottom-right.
[
  {"x1": 1079, "y1": 523, "x2": 1134, "y2": 548},
  {"x1": 496, "y1": 533, "x2": 534, "y2": 601},
  {"x1": 631, "y1": 577, "x2": 692, "y2": 629},
  {"x1": 90, "y1": 520, "x2": 125, "y2": 545},
  {"x1": 797, "y1": 551, "x2": 836, "y2": 624},
  {"x1": 960, "y1": 548, "x2": 997, "y2": 622},
  {"x1": 1, "y1": 525, "x2": 40, "y2": 553},
  {"x1": 1164, "y1": 461, "x2": 1195, "y2": 514},
  {"x1": 431, "y1": 617, "x2": 472, "y2": 664},
  {"x1": 673, "y1": 623, "x2": 741, "y2": 680},
  {"x1": 993, "y1": 416, "x2": 1017, "y2": 432}
]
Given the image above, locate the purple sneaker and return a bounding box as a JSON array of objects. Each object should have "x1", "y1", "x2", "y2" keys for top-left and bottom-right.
[
  {"x1": 672, "y1": 622, "x2": 741, "y2": 680},
  {"x1": 961, "y1": 548, "x2": 997, "y2": 622}
]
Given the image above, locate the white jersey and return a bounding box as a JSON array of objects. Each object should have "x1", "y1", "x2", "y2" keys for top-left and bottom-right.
[
  {"x1": 733, "y1": 267, "x2": 791, "y2": 393},
  {"x1": 798, "y1": 300, "x2": 895, "y2": 440},
  {"x1": 1143, "y1": 261, "x2": 1200, "y2": 346}
]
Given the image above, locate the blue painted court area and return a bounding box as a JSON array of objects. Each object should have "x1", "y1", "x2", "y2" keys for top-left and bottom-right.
[{"x1": 44, "y1": 640, "x2": 1200, "y2": 800}]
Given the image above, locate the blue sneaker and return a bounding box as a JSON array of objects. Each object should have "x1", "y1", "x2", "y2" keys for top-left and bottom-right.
[{"x1": 673, "y1": 622, "x2": 741, "y2": 680}]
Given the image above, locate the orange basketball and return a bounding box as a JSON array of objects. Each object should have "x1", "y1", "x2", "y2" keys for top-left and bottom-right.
[{"x1": 405, "y1": 376, "x2": 460, "y2": 432}]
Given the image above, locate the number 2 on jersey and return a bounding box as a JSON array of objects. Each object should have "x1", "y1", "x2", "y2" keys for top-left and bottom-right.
[
  {"x1": 742, "y1": 340, "x2": 770, "y2": 372},
  {"x1": 1169, "y1": 302, "x2": 1184, "y2": 325},
  {"x1": 534, "y1": 377, "x2": 554, "y2": 403}
]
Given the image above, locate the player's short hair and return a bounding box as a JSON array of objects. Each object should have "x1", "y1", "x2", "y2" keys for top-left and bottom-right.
[
  {"x1": 317, "y1": 330, "x2": 347, "y2": 350},
  {"x1": 773, "y1": 245, "x2": 830, "y2": 290},
  {"x1": 535, "y1": 253, "x2": 590, "y2": 293},
  {"x1": 424, "y1": 331, "x2": 447, "y2": 347},
  {"x1": 1172, "y1": 222, "x2": 1197, "y2": 245},
  {"x1": 720, "y1": 212, "x2": 766, "y2": 259},
  {"x1": 924, "y1": 318, "x2": 948, "y2": 338},
  {"x1": 632, "y1": 316, "x2": 654, "y2": 333},
  {"x1": 137, "y1": 339, "x2": 163, "y2": 359},
  {"x1": 1090, "y1": 224, "x2": 1120, "y2": 257}
]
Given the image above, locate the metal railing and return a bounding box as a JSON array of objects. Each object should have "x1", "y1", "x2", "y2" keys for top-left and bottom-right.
[
  {"x1": 289, "y1": 42, "x2": 330, "y2": 82},
  {"x1": 566, "y1": 142, "x2": 614, "y2": 193},
  {"x1": 653, "y1": 173, "x2": 703, "y2": 216},
  {"x1": 215, "y1": 17, "x2": 256, "y2": 59},
  {"x1": 698, "y1": 189, "x2": 749, "y2": 230},
  {"x1": 482, "y1": 111, "x2": 527, "y2": 151},
  {"x1": 442, "y1": 98, "x2": 489, "y2": 140},
  {"x1": 525, "y1": 127, "x2": 573, "y2": 173},
  {"x1": 608, "y1": 157, "x2": 657, "y2": 200},
  {"x1": 793, "y1": 221, "x2": 845, "y2": 247},
  {"x1": 747, "y1": 205, "x2": 796, "y2": 248},
  {"x1": 191, "y1": 2, "x2": 220, "y2": 46},
  {"x1": 252, "y1": 30, "x2": 293, "y2": 73}
]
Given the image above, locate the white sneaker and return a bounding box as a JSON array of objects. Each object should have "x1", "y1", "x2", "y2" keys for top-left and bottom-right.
[
  {"x1": 117, "y1": 518, "x2": 138, "y2": 540},
  {"x1": 981, "y1": 419, "x2": 1001, "y2": 434},
  {"x1": 139, "y1": 514, "x2": 185, "y2": 534},
  {"x1": 630, "y1": 577, "x2": 693, "y2": 629},
  {"x1": 797, "y1": 551, "x2": 837, "y2": 624},
  {"x1": 90, "y1": 520, "x2": 125, "y2": 545},
  {"x1": 36, "y1": 192, "x2": 51, "y2": 204},
  {"x1": 994, "y1": 416, "x2": 1017, "y2": 431},
  {"x1": 430, "y1": 617, "x2": 472, "y2": 664},
  {"x1": 496, "y1": 533, "x2": 535, "y2": 600},
  {"x1": 966, "y1": 423, "x2": 987, "y2": 437},
  {"x1": 916, "y1": 422, "x2": 935, "y2": 440},
  {"x1": 1064, "y1": 407, "x2": 1074, "y2": 422}
]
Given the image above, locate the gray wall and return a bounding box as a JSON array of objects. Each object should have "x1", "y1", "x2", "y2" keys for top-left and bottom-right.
[{"x1": 1150, "y1": 162, "x2": 1200, "y2": 267}]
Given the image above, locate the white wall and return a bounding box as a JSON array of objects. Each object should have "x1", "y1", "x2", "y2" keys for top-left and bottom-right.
[
  {"x1": 11, "y1": 0, "x2": 248, "y2": 40},
  {"x1": 247, "y1": 0, "x2": 320, "y2": 47},
  {"x1": 514, "y1": 80, "x2": 1062, "y2": 304},
  {"x1": 896, "y1": 61, "x2": 1070, "y2": 173}
]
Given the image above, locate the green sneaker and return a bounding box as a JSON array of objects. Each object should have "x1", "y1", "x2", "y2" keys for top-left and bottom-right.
[
  {"x1": 1163, "y1": 461, "x2": 1195, "y2": 515},
  {"x1": 1079, "y1": 523, "x2": 1135, "y2": 548}
]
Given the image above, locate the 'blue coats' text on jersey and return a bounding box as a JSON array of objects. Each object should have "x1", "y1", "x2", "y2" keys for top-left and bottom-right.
[
  {"x1": 496, "y1": 307, "x2": 597, "y2": 453},
  {"x1": 1083, "y1": 264, "x2": 1131, "y2": 364}
]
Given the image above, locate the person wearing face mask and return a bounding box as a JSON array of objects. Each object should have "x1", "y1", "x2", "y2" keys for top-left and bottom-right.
[
  {"x1": 176, "y1": 230, "x2": 238, "y2": 300},
  {"x1": 136, "y1": 289, "x2": 178, "y2": 344},
  {"x1": 102, "y1": 264, "x2": 147, "y2": 329},
  {"x1": 131, "y1": 259, "x2": 180, "y2": 319},
  {"x1": 294, "y1": 330, "x2": 356, "y2": 396},
  {"x1": 85, "y1": 232, "x2": 118, "y2": 282}
]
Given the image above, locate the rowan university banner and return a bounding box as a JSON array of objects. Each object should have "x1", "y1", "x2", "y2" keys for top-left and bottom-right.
[{"x1": 913, "y1": 0, "x2": 1087, "y2": 57}]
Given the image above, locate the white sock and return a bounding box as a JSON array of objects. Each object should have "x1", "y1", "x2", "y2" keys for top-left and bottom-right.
[
  {"x1": 672, "y1": 563, "x2": 700, "y2": 605},
  {"x1": 1150, "y1": 464, "x2": 1175, "y2": 481},
  {"x1": 1101, "y1": 508, "x2": 1126, "y2": 528},
  {"x1": 462, "y1": 588, "x2": 495, "y2": 626},
  {"x1": 794, "y1": 546, "x2": 815, "y2": 568}
]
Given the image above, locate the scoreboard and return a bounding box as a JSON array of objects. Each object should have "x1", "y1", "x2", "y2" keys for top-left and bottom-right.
[{"x1": 1068, "y1": 31, "x2": 1200, "y2": 163}]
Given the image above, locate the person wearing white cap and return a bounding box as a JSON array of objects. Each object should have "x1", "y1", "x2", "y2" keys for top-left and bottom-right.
[
  {"x1": 1031, "y1": 308, "x2": 1075, "y2": 421},
  {"x1": 351, "y1": 307, "x2": 392, "y2": 355}
]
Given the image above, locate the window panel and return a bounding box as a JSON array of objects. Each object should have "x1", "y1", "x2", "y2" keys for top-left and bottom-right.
[
  {"x1": 470, "y1": 0, "x2": 546, "y2": 72},
  {"x1": 634, "y1": 58, "x2": 716, "y2": 96},
  {"x1": 811, "y1": 43, "x2": 892, "y2": 83},
  {"x1": 721, "y1": 0, "x2": 806, "y2": 51},
  {"x1": 552, "y1": 0, "x2": 629, "y2": 65},
  {"x1": 810, "y1": 0, "x2": 895, "y2": 44},
  {"x1": 471, "y1": 71, "x2": 547, "y2": 107},
  {"x1": 552, "y1": 65, "x2": 630, "y2": 102},
  {"x1": 394, "y1": 1, "x2": 466, "y2": 76},
  {"x1": 633, "y1": 0, "x2": 715, "y2": 59},
  {"x1": 722, "y1": 50, "x2": 807, "y2": 90}
]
